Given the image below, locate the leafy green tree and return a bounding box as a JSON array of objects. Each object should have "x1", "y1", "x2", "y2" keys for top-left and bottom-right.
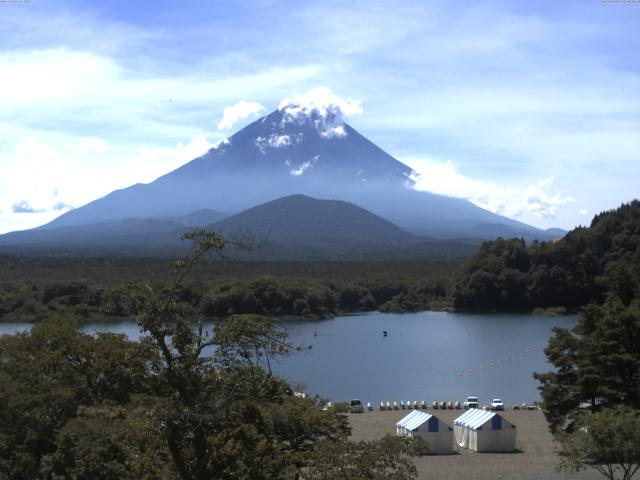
[
  {"x1": 557, "y1": 407, "x2": 640, "y2": 480},
  {"x1": 0, "y1": 316, "x2": 155, "y2": 480},
  {"x1": 535, "y1": 297, "x2": 640, "y2": 432},
  {"x1": 302, "y1": 435, "x2": 422, "y2": 480},
  {"x1": 122, "y1": 230, "x2": 351, "y2": 479},
  {"x1": 449, "y1": 238, "x2": 531, "y2": 311},
  {"x1": 449, "y1": 200, "x2": 640, "y2": 312},
  {"x1": 41, "y1": 404, "x2": 174, "y2": 480}
]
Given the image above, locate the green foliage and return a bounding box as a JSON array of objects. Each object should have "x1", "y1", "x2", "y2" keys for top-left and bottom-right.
[
  {"x1": 0, "y1": 316, "x2": 156, "y2": 479},
  {"x1": 41, "y1": 404, "x2": 173, "y2": 480},
  {"x1": 0, "y1": 255, "x2": 458, "y2": 322},
  {"x1": 117, "y1": 231, "x2": 352, "y2": 479},
  {"x1": 1, "y1": 231, "x2": 376, "y2": 479},
  {"x1": 449, "y1": 238, "x2": 539, "y2": 310},
  {"x1": 450, "y1": 201, "x2": 640, "y2": 311},
  {"x1": 302, "y1": 435, "x2": 422, "y2": 480},
  {"x1": 377, "y1": 278, "x2": 448, "y2": 313},
  {"x1": 203, "y1": 277, "x2": 381, "y2": 318},
  {"x1": 556, "y1": 407, "x2": 640, "y2": 480},
  {"x1": 534, "y1": 297, "x2": 640, "y2": 433}
]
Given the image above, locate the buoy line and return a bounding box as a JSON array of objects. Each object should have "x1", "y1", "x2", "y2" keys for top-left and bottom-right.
[{"x1": 455, "y1": 346, "x2": 541, "y2": 378}]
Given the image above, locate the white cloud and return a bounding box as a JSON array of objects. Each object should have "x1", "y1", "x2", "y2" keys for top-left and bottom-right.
[
  {"x1": 290, "y1": 160, "x2": 313, "y2": 177},
  {"x1": 212, "y1": 137, "x2": 231, "y2": 150},
  {"x1": 0, "y1": 48, "x2": 119, "y2": 106},
  {"x1": 74, "y1": 136, "x2": 108, "y2": 155},
  {"x1": 217, "y1": 100, "x2": 266, "y2": 130},
  {"x1": 279, "y1": 87, "x2": 362, "y2": 138},
  {"x1": 0, "y1": 134, "x2": 214, "y2": 234},
  {"x1": 279, "y1": 86, "x2": 362, "y2": 117},
  {"x1": 53, "y1": 201, "x2": 73, "y2": 211},
  {"x1": 254, "y1": 133, "x2": 303, "y2": 153},
  {"x1": 289, "y1": 155, "x2": 319, "y2": 177},
  {"x1": 14, "y1": 138, "x2": 59, "y2": 159},
  {"x1": 405, "y1": 156, "x2": 575, "y2": 220},
  {"x1": 268, "y1": 134, "x2": 293, "y2": 148},
  {"x1": 579, "y1": 208, "x2": 589, "y2": 216},
  {"x1": 12, "y1": 200, "x2": 44, "y2": 214},
  {"x1": 0, "y1": 47, "x2": 321, "y2": 146}
]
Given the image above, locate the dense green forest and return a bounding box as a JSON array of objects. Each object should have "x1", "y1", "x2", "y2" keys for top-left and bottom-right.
[
  {"x1": 449, "y1": 201, "x2": 640, "y2": 312},
  {"x1": 2, "y1": 201, "x2": 640, "y2": 322},
  {"x1": 530, "y1": 204, "x2": 640, "y2": 476},
  {"x1": 0, "y1": 256, "x2": 455, "y2": 322}
]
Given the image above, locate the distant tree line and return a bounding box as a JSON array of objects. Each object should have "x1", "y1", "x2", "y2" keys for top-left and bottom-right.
[{"x1": 0, "y1": 260, "x2": 455, "y2": 323}]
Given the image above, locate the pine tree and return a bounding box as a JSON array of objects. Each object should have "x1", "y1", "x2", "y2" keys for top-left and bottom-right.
[{"x1": 535, "y1": 297, "x2": 640, "y2": 433}]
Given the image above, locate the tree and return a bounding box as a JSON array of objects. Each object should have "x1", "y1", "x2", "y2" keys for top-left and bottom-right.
[
  {"x1": 1, "y1": 231, "x2": 423, "y2": 479},
  {"x1": 121, "y1": 230, "x2": 351, "y2": 479},
  {"x1": 449, "y1": 201, "x2": 640, "y2": 312},
  {"x1": 534, "y1": 297, "x2": 640, "y2": 433},
  {"x1": 0, "y1": 316, "x2": 155, "y2": 480},
  {"x1": 557, "y1": 407, "x2": 640, "y2": 480},
  {"x1": 449, "y1": 237, "x2": 531, "y2": 311},
  {"x1": 302, "y1": 435, "x2": 422, "y2": 480},
  {"x1": 41, "y1": 404, "x2": 174, "y2": 480}
]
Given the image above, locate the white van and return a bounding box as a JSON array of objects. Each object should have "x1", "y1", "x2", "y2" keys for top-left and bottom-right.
[
  {"x1": 350, "y1": 399, "x2": 364, "y2": 413},
  {"x1": 464, "y1": 396, "x2": 479, "y2": 409}
]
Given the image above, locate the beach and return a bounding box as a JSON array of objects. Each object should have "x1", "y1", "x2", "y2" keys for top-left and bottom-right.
[{"x1": 348, "y1": 409, "x2": 602, "y2": 480}]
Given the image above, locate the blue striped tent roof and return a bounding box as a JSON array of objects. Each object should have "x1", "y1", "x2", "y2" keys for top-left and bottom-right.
[
  {"x1": 454, "y1": 408, "x2": 511, "y2": 431},
  {"x1": 397, "y1": 410, "x2": 433, "y2": 431}
]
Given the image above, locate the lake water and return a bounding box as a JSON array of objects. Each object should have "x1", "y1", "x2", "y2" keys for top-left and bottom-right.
[{"x1": 0, "y1": 311, "x2": 576, "y2": 406}]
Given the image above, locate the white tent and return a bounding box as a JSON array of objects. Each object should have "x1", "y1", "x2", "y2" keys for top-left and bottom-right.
[
  {"x1": 454, "y1": 408, "x2": 516, "y2": 452},
  {"x1": 396, "y1": 410, "x2": 453, "y2": 454}
]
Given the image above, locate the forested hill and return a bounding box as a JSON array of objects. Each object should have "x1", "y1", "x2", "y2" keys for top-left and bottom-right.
[{"x1": 449, "y1": 200, "x2": 640, "y2": 311}]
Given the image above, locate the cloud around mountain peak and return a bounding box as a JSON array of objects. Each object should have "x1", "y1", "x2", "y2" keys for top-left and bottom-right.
[
  {"x1": 216, "y1": 87, "x2": 362, "y2": 141},
  {"x1": 218, "y1": 100, "x2": 266, "y2": 131},
  {"x1": 278, "y1": 87, "x2": 363, "y2": 138}
]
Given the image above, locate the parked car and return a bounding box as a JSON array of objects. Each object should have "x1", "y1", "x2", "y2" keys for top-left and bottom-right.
[
  {"x1": 350, "y1": 399, "x2": 364, "y2": 413},
  {"x1": 464, "y1": 396, "x2": 479, "y2": 409},
  {"x1": 491, "y1": 398, "x2": 505, "y2": 411}
]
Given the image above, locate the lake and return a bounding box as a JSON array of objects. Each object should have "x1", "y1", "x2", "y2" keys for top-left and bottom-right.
[{"x1": 0, "y1": 311, "x2": 576, "y2": 406}]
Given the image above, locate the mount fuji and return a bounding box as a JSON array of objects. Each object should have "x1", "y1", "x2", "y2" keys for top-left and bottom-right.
[{"x1": 0, "y1": 96, "x2": 560, "y2": 256}]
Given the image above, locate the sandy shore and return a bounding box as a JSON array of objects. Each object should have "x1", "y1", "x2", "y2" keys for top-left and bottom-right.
[{"x1": 348, "y1": 409, "x2": 601, "y2": 480}]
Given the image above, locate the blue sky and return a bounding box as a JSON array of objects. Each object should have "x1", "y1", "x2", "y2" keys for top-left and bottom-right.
[{"x1": 1, "y1": 0, "x2": 639, "y2": 234}]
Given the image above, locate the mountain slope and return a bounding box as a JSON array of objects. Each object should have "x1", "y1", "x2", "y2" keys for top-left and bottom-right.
[
  {"x1": 0, "y1": 195, "x2": 479, "y2": 259},
  {"x1": 0, "y1": 209, "x2": 226, "y2": 252},
  {"x1": 40, "y1": 108, "x2": 414, "y2": 230},
  {"x1": 31, "y1": 103, "x2": 555, "y2": 242},
  {"x1": 210, "y1": 194, "x2": 478, "y2": 260},
  {"x1": 213, "y1": 194, "x2": 419, "y2": 245}
]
